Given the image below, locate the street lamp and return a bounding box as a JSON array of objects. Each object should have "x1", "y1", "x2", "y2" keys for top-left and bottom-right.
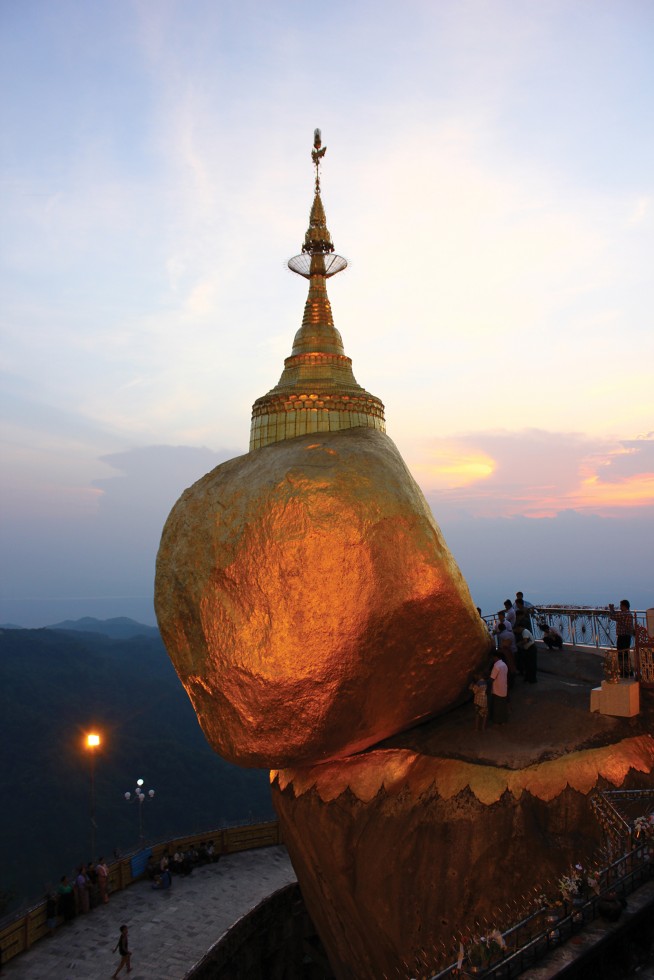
[
  {"x1": 124, "y1": 778, "x2": 155, "y2": 848},
  {"x1": 84, "y1": 732, "x2": 101, "y2": 859}
]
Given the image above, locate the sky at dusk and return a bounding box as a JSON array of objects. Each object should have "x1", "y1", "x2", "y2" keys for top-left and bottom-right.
[{"x1": 1, "y1": 0, "x2": 652, "y2": 627}]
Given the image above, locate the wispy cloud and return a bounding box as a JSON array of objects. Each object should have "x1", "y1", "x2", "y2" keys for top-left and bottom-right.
[
  {"x1": 416, "y1": 431, "x2": 654, "y2": 519},
  {"x1": 628, "y1": 196, "x2": 652, "y2": 226}
]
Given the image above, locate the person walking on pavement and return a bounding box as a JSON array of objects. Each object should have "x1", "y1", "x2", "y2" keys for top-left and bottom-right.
[{"x1": 112, "y1": 924, "x2": 132, "y2": 977}]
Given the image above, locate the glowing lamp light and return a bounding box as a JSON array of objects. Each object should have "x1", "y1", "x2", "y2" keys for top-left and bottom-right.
[{"x1": 85, "y1": 732, "x2": 102, "y2": 859}]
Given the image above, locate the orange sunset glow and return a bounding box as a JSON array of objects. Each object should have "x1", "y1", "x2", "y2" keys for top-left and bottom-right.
[
  {"x1": 412, "y1": 450, "x2": 496, "y2": 489},
  {"x1": 569, "y1": 473, "x2": 654, "y2": 513},
  {"x1": 410, "y1": 433, "x2": 654, "y2": 520}
]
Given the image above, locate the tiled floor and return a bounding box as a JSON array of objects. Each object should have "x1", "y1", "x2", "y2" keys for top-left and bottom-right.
[{"x1": 3, "y1": 846, "x2": 296, "y2": 979}]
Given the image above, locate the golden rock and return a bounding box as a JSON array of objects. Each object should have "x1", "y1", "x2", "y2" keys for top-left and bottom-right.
[{"x1": 155, "y1": 426, "x2": 490, "y2": 768}]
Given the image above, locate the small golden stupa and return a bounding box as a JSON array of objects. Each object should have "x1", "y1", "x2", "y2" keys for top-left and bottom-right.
[{"x1": 249, "y1": 129, "x2": 386, "y2": 451}]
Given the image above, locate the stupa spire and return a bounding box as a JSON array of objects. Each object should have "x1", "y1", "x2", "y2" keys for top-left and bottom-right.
[{"x1": 249, "y1": 130, "x2": 385, "y2": 451}]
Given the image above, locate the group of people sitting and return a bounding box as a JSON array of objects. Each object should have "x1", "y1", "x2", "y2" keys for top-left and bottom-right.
[{"x1": 147, "y1": 840, "x2": 220, "y2": 888}]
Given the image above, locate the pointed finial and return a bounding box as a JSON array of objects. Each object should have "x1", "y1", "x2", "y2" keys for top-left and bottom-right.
[
  {"x1": 311, "y1": 127, "x2": 327, "y2": 193},
  {"x1": 288, "y1": 128, "x2": 344, "y2": 273},
  {"x1": 249, "y1": 130, "x2": 385, "y2": 451}
]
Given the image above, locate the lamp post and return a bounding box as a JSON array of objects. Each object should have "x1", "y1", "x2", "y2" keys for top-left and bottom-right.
[
  {"x1": 124, "y1": 778, "x2": 155, "y2": 848},
  {"x1": 85, "y1": 732, "x2": 101, "y2": 859}
]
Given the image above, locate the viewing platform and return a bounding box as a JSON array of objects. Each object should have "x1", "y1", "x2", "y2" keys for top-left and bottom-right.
[{"x1": 1, "y1": 844, "x2": 296, "y2": 979}]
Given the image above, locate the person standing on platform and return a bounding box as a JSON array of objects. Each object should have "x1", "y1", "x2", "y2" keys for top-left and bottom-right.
[
  {"x1": 609, "y1": 599, "x2": 635, "y2": 678},
  {"x1": 97, "y1": 857, "x2": 109, "y2": 904},
  {"x1": 45, "y1": 892, "x2": 57, "y2": 936},
  {"x1": 86, "y1": 861, "x2": 99, "y2": 909},
  {"x1": 477, "y1": 607, "x2": 493, "y2": 639},
  {"x1": 499, "y1": 634, "x2": 517, "y2": 688},
  {"x1": 112, "y1": 924, "x2": 132, "y2": 977},
  {"x1": 513, "y1": 598, "x2": 532, "y2": 639},
  {"x1": 493, "y1": 611, "x2": 515, "y2": 649},
  {"x1": 469, "y1": 673, "x2": 488, "y2": 731},
  {"x1": 57, "y1": 875, "x2": 75, "y2": 922},
  {"x1": 490, "y1": 652, "x2": 509, "y2": 725},
  {"x1": 75, "y1": 864, "x2": 90, "y2": 914},
  {"x1": 519, "y1": 628, "x2": 538, "y2": 683},
  {"x1": 503, "y1": 599, "x2": 516, "y2": 630}
]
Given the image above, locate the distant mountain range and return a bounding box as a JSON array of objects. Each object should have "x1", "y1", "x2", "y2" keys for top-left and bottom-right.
[
  {"x1": 0, "y1": 616, "x2": 160, "y2": 639},
  {"x1": 0, "y1": 619, "x2": 274, "y2": 913}
]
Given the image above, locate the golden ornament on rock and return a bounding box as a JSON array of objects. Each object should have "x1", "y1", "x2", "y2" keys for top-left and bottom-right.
[{"x1": 155, "y1": 427, "x2": 490, "y2": 768}]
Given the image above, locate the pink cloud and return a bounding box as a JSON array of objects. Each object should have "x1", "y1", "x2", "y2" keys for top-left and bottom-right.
[{"x1": 418, "y1": 430, "x2": 654, "y2": 519}]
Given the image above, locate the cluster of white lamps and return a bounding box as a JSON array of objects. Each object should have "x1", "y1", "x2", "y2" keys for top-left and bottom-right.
[
  {"x1": 125, "y1": 778, "x2": 155, "y2": 803},
  {"x1": 125, "y1": 778, "x2": 155, "y2": 847}
]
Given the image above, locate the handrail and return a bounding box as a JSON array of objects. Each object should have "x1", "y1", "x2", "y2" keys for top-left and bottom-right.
[
  {"x1": 428, "y1": 842, "x2": 654, "y2": 979},
  {"x1": 483, "y1": 605, "x2": 654, "y2": 689},
  {"x1": 0, "y1": 820, "x2": 282, "y2": 967},
  {"x1": 483, "y1": 605, "x2": 649, "y2": 651}
]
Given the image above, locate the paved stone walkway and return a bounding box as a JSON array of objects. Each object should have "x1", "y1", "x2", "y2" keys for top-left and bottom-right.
[{"x1": 3, "y1": 846, "x2": 296, "y2": 979}]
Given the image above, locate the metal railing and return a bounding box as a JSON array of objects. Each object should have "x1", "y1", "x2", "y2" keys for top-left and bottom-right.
[
  {"x1": 429, "y1": 843, "x2": 654, "y2": 979},
  {"x1": 483, "y1": 606, "x2": 649, "y2": 651}
]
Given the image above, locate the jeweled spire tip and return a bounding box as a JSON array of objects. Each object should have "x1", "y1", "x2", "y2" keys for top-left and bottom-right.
[
  {"x1": 311, "y1": 128, "x2": 327, "y2": 192},
  {"x1": 248, "y1": 130, "x2": 386, "y2": 451}
]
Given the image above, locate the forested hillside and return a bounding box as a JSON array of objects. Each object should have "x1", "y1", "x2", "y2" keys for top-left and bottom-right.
[{"x1": 0, "y1": 624, "x2": 274, "y2": 912}]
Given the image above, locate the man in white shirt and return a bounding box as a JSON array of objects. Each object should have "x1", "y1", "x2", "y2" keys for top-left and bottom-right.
[
  {"x1": 490, "y1": 652, "x2": 509, "y2": 725},
  {"x1": 503, "y1": 599, "x2": 516, "y2": 629}
]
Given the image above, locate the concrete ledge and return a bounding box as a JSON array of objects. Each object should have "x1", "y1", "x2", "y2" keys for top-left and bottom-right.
[{"x1": 590, "y1": 679, "x2": 639, "y2": 717}]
